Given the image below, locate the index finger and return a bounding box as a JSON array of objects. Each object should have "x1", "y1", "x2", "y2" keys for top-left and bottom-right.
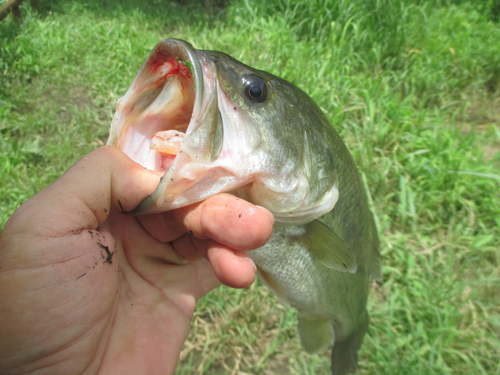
[{"x1": 138, "y1": 194, "x2": 275, "y2": 252}]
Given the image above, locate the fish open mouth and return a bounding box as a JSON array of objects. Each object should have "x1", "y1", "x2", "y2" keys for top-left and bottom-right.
[
  {"x1": 108, "y1": 39, "x2": 235, "y2": 214},
  {"x1": 108, "y1": 40, "x2": 203, "y2": 177}
]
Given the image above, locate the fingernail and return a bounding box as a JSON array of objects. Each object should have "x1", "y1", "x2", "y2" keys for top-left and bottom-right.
[{"x1": 238, "y1": 251, "x2": 257, "y2": 272}]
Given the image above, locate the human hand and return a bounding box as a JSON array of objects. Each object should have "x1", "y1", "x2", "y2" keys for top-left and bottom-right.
[{"x1": 0, "y1": 146, "x2": 274, "y2": 375}]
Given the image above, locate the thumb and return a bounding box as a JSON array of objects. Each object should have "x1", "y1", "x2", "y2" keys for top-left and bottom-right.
[{"x1": 3, "y1": 146, "x2": 160, "y2": 237}]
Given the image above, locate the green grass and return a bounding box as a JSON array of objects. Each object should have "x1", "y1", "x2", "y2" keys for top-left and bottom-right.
[{"x1": 1, "y1": 0, "x2": 499, "y2": 373}]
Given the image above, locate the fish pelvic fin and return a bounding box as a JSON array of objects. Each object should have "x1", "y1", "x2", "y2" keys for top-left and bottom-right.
[
  {"x1": 255, "y1": 266, "x2": 290, "y2": 307},
  {"x1": 297, "y1": 220, "x2": 357, "y2": 273},
  {"x1": 298, "y1": 315, "x2": 334, "y2": 354},
  {"x1": 331, "y1": 310, "x2": 369, "y2": 375}
]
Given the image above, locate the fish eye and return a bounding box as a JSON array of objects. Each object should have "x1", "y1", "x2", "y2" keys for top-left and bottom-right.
[{"x1": 243, "y1": 75, "x2": 268, "y2": 103}]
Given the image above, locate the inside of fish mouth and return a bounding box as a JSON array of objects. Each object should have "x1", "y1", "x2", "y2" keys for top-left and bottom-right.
[{"x1": 121, "y1": 56, "x2": 195, "y2": 174}]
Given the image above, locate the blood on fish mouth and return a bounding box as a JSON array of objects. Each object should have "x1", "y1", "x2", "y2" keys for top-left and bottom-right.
[{"x1": 115, "y1": 56, "x2": 195, "y2": 173}]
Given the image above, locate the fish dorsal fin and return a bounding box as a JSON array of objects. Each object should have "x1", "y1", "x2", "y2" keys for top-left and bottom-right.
[
  {"x1": 370, "y1": 245, "x2": 383, "y2": 282},
  {"x1": 368, "y1": 218, "x2": 383, "y2": 281},
  {"x1": 295, "y1": 220, "x2": 357, "y2": 273},
  {"x1": 298, "y1": 314, "x2": 334, "y2": 354}
]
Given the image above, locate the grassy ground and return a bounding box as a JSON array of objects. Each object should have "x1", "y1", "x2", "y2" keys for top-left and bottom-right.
[{"x1": 1, "y1": 0, "x2": 499, "y2": 374}]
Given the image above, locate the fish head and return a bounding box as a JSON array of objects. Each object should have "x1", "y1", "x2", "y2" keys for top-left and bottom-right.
[{"x1": 108, "y1": 39, "x2": 339, "y2": 225}]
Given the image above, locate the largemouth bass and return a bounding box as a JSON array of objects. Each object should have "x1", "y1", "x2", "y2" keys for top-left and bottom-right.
[{"x1": 108, "y1": 39, "x2": 382, "y2": 375}]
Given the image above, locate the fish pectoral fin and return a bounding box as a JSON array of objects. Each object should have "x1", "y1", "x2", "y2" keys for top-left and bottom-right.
[
  {"x1": 299, "y1": 220, "x2": 357, "y2": 273},
  {"x1": 298, "y1": 315, "x2": 334, "y2": 354},
  {"x1": 331, "y1": 310, "x2": 369, "y2": 375}
]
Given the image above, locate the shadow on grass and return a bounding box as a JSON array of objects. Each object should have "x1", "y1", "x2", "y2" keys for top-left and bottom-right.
[
  {"x1": 0, "y1": 0, "x2": 232, "y2": 47},
  {"x1": 35, "y1": 0, "x2": 231, "y2": 23}
]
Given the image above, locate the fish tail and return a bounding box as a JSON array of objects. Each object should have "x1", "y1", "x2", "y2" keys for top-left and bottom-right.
[{"x1": 331, "y1": 310, "x2": 369, "y2": 375}]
